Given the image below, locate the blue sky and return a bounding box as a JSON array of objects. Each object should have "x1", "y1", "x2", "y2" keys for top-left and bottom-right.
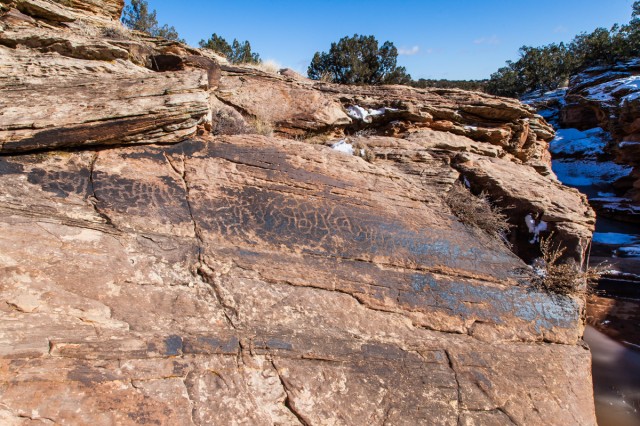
[{"x1": 145, "y1": 0, "x2": 636, "y2": 80}]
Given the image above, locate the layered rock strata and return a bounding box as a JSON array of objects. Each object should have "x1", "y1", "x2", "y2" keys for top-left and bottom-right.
[
  {"x1": 542, "y1": 60, "x2": 640, "y2": 209},
  {"x1": 0, "y1": 1, "x2": 597, "y2": 424}
]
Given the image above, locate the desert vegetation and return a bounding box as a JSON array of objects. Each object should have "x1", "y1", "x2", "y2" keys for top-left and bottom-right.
[
  {"x1": 307, "y1": 34, "x2": 411, "y2": 85},
  {"x1": 199, "y1": 33, "x2": 261, "y2": 65},
  {"x1": 445, "y1": 181, "x2": 511, "y2": 243},
  {"x1": 121, "y1": 0, "x2": 182, "y2": 41},
  {"x1": 486, "y1": 1, "x2": 640, "y2": 97},
  {"x1": 532, "y1": 234, "x2": 606, "y2": 296}
]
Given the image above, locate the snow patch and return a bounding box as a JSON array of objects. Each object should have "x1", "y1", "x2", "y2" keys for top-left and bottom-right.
[
  {"x1": 591, "y1": 197, "x2": 640, "y2": 215},
  {"x1": 592, "y1": 232, "x2": 639, "y2": 245},
  {"x1": 525, "y1": 214, "x2": 547, "y2": 244},
  {"x1": 619, "y1": 141, "x2": 640, "y2": 148},
  {"x1": 549, "y1": 127, "x2": 608, "y2": 157},
  {"x1": 521, "y1": 88, "x2": 567, "y2": 106},
  {"x1": 584, "y1": 75, "x2": 640, "y2": 105},
  {"x1": 552, "y1": 159, "x2": 632, "y2": 186},
  {"x1": 623, "y1": 91, "x2": 640, "y2": 104},
  {"x1": 331, "y1": 140, "x2": 354, "y2": 155},
  {"x1": 617, "y1": 245, "x2": 640, "y2": 257},
  {"x1": 347, "y1": 105, "x2": 397, "y2": 123}
]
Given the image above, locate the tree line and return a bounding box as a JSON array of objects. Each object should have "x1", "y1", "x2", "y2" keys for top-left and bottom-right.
[
  {"x1": 121, "y1": 1, "x2": 639, "y2": 97},
  {"x1": 486, "y1": 1, "x2": 640, "y2": 97},
  {"x1": 121, "y1": 0, "x2": 261, "y2": 65}
]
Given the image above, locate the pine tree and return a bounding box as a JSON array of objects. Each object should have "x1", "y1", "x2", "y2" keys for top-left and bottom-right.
[
  {"x1": 199, "y1": 34, "x2": 261, "y2": 64},
  {"x1": 307, "y1": 34, "x2": 411, "y2": 85},
  {"x1": 121, "y1": 0, "x2": 182, "y2": 41},
  {"x1": 487, "y1": 2, "x2": 640, "y2": 98}
]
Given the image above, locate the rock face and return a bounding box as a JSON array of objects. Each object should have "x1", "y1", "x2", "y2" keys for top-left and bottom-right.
[
  {"x1": 0, "y1": 1, "x2": 597, "y2": 424},
  {"x1": 550, "y1": 60, "x2": 640, "y2": 208}
]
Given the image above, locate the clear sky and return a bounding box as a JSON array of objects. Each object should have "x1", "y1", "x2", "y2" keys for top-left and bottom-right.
[{"x1": 145, "y1": 0, "x2": 637, "y2": 80}]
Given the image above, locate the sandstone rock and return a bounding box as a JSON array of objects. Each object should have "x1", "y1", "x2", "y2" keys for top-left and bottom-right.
[
  {"x1": 0, "y1": 26, "x2": 130, "y2": 61},
  {"x1": 0, "y1": 136, "x2": 596, "y2": 424},
  {"x1": 453, "y1": 153, "x2": 595, "y2": 262},
  {"x1": 14, "y1": 0, "x2": 77, "y2": 22},
  {"x1": 215, "y1": 65, "x2": 351, "y2": 136},
  {"x1": 0, "y1": 70, "x2": 211, "y2": 153},
  {"x1": 56, "y1": 0, "x2": 124, "y2": 21},
  {"x1": 0, "y1": 4, "x2": 598, "y2": 424},
  {"x1": 1, "y1": 0, "x2": 123, "y2": 22}
]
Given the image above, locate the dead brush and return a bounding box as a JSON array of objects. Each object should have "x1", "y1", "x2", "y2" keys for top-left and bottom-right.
[
  {"x1": 251, "y1": 118, "x2": 274, "y2": 137},
  {"x1": 445, "y1": 181, "x2": 511, "y2": 243},
  {"x1": 532, "y1": 233, "x2": 607, "y2": 296},
  {"x1": 351, "y1": 140, "x2": 376, "y2": 162},
  {"x1": 212, "y1": 111, "x2": 251, "y2": 135}
]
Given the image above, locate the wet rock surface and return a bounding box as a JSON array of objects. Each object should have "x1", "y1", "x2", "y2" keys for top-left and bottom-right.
[{"x1": 0, "y1": 1, "x2": 597, "y2": 424}]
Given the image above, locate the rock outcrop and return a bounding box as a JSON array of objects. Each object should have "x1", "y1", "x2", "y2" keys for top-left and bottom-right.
[
  {"x1": 540, "y1": 60, "x2": 640, "y2": 212},
  {"x1": 0, "y1": 1, "x2": 597, "y2": 424}
]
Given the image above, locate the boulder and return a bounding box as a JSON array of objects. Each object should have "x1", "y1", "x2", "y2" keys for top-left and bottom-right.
[
  {"x1": 215, "y1": 65, "x2": 351, "y2": 136},
  {"x1": 452, "y1": 153, "x2": 595, "y2": 262}
]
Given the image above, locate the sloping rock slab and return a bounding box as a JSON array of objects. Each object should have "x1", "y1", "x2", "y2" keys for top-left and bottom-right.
[
  {"x1": 0, "y1": 70, "x2": 210, "y2": 153},
  {"x1": 0, "y1": 135, "x2": 596, "y2": 424}
]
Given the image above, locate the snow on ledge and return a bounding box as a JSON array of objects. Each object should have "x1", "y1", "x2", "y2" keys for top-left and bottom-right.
[
  {"x1": 525, "y1": 214, "x2": 547, "y2": 244},
  {"x1": 619, "y1": 141, "x2": 640, "y2": 148},
  {"x1": 549, "y1": 127, "x2": 608, "y2": 157},
  {"x1": 347, "y1": 105, "x2": 398, "y2": 123},
  {"x1": 617, "y1": 245, "x2": 640, "y2": 257},
  {"x1": 331, "y1": 140, "x2": 354, "y2": 155},
  {"x1": 592, "y1": 232, "x2": 639, "y2": 246}
]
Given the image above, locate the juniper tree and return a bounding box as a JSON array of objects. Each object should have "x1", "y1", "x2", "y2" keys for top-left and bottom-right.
[
  {"x1": 121, "y1": 0, "x2": 181, "y2": 41},
  {"x1": 199, "y1": 33, "x2": 261, "y2": 64},
  {"x1": 307, "y1": 34, "x2": 411, "y2": 85}
]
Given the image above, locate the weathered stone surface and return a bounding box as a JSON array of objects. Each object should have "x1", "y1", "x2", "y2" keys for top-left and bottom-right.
[
  {"x1": 56, "y1": 0, "x2": 124, "y2": 21},
  {"x1": 312, "y1": 83, "x2": 555, "y2": 173},
  {"x1": 453, "y1": 152, "x2": 595, "y2": 262},
  {"x1": 215, "y1": 65, "x2": 351, "y2": 136},
  {"x1": 0, "y1": 3, "x2": 598, "y2": 424},
  {"x1": 0, "y1": 136, "x2": 596, "y2": 424},
  {"x1": 1, "y1": 0, "x2": 123, "y2": 22},
  {"x1": 0, "y1": 69, "x2": 210, "y2": 153},
  {"x1": 15, "y1": 0, "x2": 76, "y2": 22},
  {"x1": 213, "y1": 65, "x2": 555, "y2": 177},
  {"x1": 0, "y1": 26, "x2": 130, "y2": 61}
]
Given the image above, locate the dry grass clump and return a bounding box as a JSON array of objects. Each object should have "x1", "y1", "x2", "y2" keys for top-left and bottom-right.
[
  {"x1": 251, "y1": 118, "x2": 274, "y2": 137},
  {"x1": 211, "y1": 112, "x2": 274, "y2": 137},
  {"x1": 212, "y1": 111, "x2": 251, "y2": 135},
  {"x1": 319, "y1": 71, "x2": 333, "y2": 83},
  {"x1": 246, "y1": 59, "x2": 281, "y2": 74},
  {"x1": 532, "y1": 233, "x2": 606, "y2": 296},
  {"x1": 102, "y1": 25, "x2": 131, "y2": 40},
  {"x1": 351, "y1": 140, "x2": 376, "y2": 162},
  {"x1": 445, "y1": 181, "x2": 511, "y2": 242}
]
